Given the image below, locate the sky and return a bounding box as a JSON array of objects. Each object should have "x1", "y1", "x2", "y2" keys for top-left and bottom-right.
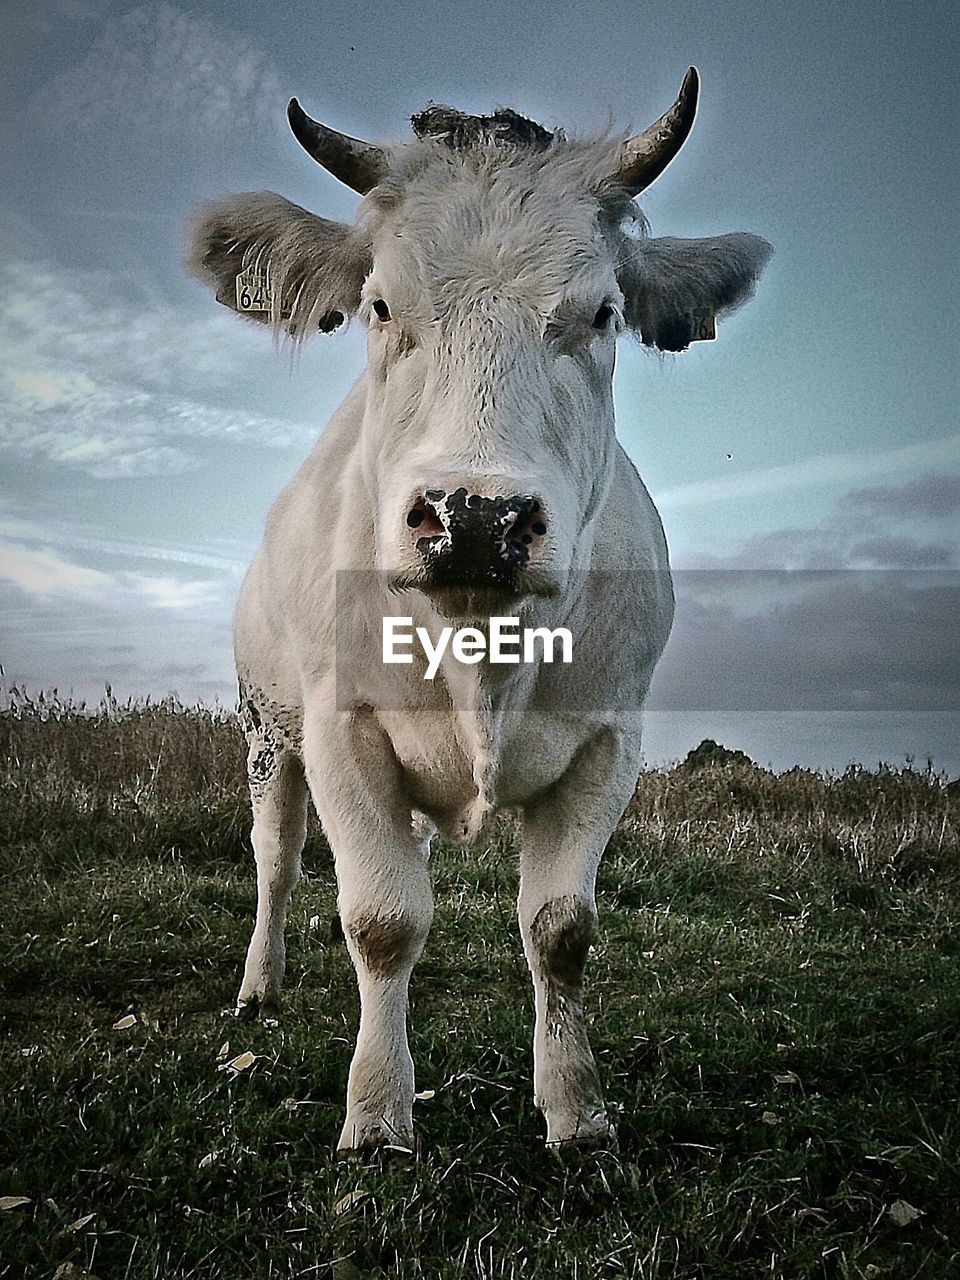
[{"x1": 0, "y1": 0, "x2": 958, "y2": 774}]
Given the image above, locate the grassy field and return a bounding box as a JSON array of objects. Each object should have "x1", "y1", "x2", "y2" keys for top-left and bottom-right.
[{"x1": 1, "y1": 691, "x2": 958, "y2": 1279}]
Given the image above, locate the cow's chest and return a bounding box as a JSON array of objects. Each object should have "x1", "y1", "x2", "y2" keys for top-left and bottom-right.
[{"x1": 381, "y1": 702, "x2": 581, "y2": 833}]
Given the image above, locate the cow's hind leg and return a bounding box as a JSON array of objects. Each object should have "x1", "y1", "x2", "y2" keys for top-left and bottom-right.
[
  {"x1": 236, "y1": 732, "x2": 309, "y2": 1019},
  {"x1": 519, "y1": 727, "x2": 641, "y2": 1148}
]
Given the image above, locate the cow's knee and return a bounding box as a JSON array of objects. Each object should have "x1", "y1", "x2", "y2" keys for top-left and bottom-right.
[
  {"x1": 343, "y1": 907, "x2": 431, "y2": 979},
  {"x1": 528, "y1": 895, "x2": 598, "y2": 995}
]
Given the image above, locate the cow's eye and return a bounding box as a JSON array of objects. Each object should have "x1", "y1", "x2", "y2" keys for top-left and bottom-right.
[
  {"x1": 372, "y1": 298, "x2": 391, "y2": 322},
  {"x1": 592, "y1": 303, "x2": 615, "y2": 330}
]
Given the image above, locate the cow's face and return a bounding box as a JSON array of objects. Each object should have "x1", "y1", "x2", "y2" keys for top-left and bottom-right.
[
  {"x1": 187, "y1": 76, "x2": 771, "y2": 615},
  {"x1": 358, "y1": 170, "x2": 627, "y2": 607}
]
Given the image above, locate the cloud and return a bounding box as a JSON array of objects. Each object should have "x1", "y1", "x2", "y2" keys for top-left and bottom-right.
[
  {"x1": 0, "y1": 510, "x2": 245, "y2": 707},
  {"x1": 657, "y1": 438, "x2": 960, "y2": 514},
  {"x1": 0, "y1": 255, "x2": 319, "y2": 478},
  {"x1": 10, "y1": 1, "x2": 103, "y2": 39},
  {"x1": 0, "y1": 514, "x2": 251, "y2": 575},
  {"x1": 677, "y1": 473, "x2": 960, "y2": 570},
  {"x1": 0, "y1": 588, "x2": 236, "y2": 708},
  {"x1": 648, "y1": 570, "x2": 960, "y2": 714},
  {"x1": 649, "y1": 475, "x2": 960, "y2": 727},
  {"x1": 0, "y1": 526, "x2": 236, "y2": 707},
  {"x1": 0, "y1": 541, "x2": 221, "y2": 612},
  {"x1": 30, "y1": 3, "x2": 285, "y2": 144},
  {"x1": 130, "y1": 575, "x2": 220, "y2": 610},
  {"x1": 844, "y1": 534, "x2": 953, "y2": 568},
  {"x1": 0, "y1": 258, "x2": 267, "y2": 397},
  {"x1": 699, "y1": 524, "x2": 955, "y2": 571},
  {"x1": 842, "y1": 472, "x2": 960, "y2": 521},
  {"x1": 0, "y1": 545, "x2": 112, "y2": 599},
  {"x1": 649, "y1": 471, "x2": 960, "y2": 725}
]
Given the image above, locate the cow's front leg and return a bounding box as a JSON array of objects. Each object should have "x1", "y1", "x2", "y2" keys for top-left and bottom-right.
[
  {"x1": 305, "y1": 706, "x2": 433, "y2": 1155},
  {"x1": 519, "y1": 726, "x2": 641, "y2": 1147}
]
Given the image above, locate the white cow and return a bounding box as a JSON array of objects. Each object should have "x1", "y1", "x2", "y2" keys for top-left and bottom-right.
[{"x1": 187, "y1": 69, "x2": 770, "y2": 1154}]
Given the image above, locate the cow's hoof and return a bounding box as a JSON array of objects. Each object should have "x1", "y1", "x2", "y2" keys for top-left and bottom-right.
[
  {"x1": 234, "y1": 991, "x2": 280, "y2": 1021},
  {"x1": 336, "y1": 1118, "x2": 415, "y2": 1163},
  {"x1": 546, "y1": 1115, "x2": 618, "y2": 1154},
  {"x1": 335, "y1": 1141, "x2": 415, "y2": 1166}
]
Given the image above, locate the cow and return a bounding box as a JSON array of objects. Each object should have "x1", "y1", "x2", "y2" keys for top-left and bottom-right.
[{"x1": 187, "y1": 68, "x2": 771, "y2": 1155}]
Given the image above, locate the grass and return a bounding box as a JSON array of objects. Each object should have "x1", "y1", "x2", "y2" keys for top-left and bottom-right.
[{"x1": 1, "y1": 689, "x2": 958, "y2": 1279}]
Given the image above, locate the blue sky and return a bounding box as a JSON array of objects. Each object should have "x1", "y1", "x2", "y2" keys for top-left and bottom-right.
[{"x1": 1, "y1": 0, "x2": 957, "y2": 772}]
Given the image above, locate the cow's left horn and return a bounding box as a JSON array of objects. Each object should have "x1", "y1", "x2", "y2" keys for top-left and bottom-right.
[
  {"x1": 618, "y1": 67, "x2": 700, "y2": 196},
  {"x1": 287, "y1": 98, "x2": 387, "y2": 194}
]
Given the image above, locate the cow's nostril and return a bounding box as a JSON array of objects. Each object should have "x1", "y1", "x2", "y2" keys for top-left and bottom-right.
[
  {"x1": 407, "y1": 498, "x2": 445, "y2": 539},
  {"x1": 509, "y1": 504, "x2": 548, "y2": 544}
]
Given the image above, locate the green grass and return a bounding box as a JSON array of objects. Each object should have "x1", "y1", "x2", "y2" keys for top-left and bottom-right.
[{"x1": 1, "y1": 691, "x2": 958, "y2": 1279}]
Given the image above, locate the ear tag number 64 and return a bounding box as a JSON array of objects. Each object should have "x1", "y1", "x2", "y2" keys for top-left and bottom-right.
[{"x1": 236, "y1": 270, "x2": 270, "y2": 313}]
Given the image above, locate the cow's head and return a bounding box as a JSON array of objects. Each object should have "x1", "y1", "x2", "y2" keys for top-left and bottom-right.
[{"x1": 188, "y1": 71, "x2": 771, "y2": 613}]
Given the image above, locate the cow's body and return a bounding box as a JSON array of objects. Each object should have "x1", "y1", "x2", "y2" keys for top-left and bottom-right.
[
  {"x1": 188, "y1": 71, "x2": 770, "y2": 1152},
  {"x1": 235, "y1": 381, "x2": 671, "y2": 830}
]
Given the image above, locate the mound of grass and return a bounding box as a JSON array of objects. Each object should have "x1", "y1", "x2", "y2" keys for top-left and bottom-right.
[{"x1": 1, "y1": 696, "x2": 958, "y2": 1278}]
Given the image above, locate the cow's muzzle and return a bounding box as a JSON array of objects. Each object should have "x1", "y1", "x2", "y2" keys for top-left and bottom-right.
[{"x1": 405, "y1": 487, "x2": 547, "y2": 594}]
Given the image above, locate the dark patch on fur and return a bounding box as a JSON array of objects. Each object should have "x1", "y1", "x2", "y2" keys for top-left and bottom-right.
[
  {"x1": 530, "y1": 896, "x2": 598, "y2": 997},
  {"x1": 238, "y1": 679, "x2": 263, "y2": 735},
  {"x1": 238, "y1": 679, "x2": 277, "y2": 797},
  {"x1": 347, "y1": 914, "x2": 420, "y2": 977},
  {"x1": 237, "y1": 677, "x2": 306, "y2": 804},
  {"x1": 410, "y1": 104, "x2": 557, "y2": 154},
  {"x1": 248, "y1": 739, "x2": 277, "y2": 791},
  {"x1": 237, "y1": 677, "x2": 303, "y2": 752}
]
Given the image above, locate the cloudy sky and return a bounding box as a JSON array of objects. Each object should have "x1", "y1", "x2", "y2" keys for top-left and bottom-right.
[{"x1": 1, "y1": 0, "x2": 957, "y2": 773}]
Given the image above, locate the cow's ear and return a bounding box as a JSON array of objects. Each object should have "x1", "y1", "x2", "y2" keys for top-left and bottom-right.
[
  {"x1": 186, "y1": 192, "x2": 370, "y2": 340},
  {"x1": 619, "y1": 232, "x2": 772, "y2": 352}
]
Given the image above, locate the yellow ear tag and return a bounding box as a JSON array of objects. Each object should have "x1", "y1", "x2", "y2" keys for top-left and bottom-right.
[
  {"x1": 235, "y1": 268, "x2": 270, "y2": 313},
  {"x1": 691, "y1": 308, "x2": 717, "y2": 342}
]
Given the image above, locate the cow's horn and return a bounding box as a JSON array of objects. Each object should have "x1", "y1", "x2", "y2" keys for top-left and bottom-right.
[
  {"x1": 618, "y1": 67, "x2": 700, "y2": 196},
  {"x1": 287, "y1": 98, "x2": 387, "y2": 194}
]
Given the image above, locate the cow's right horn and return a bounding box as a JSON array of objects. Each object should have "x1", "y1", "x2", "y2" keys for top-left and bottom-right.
[{"x1": 287, "y1": 98, "x2": 387, "y2": 194}]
